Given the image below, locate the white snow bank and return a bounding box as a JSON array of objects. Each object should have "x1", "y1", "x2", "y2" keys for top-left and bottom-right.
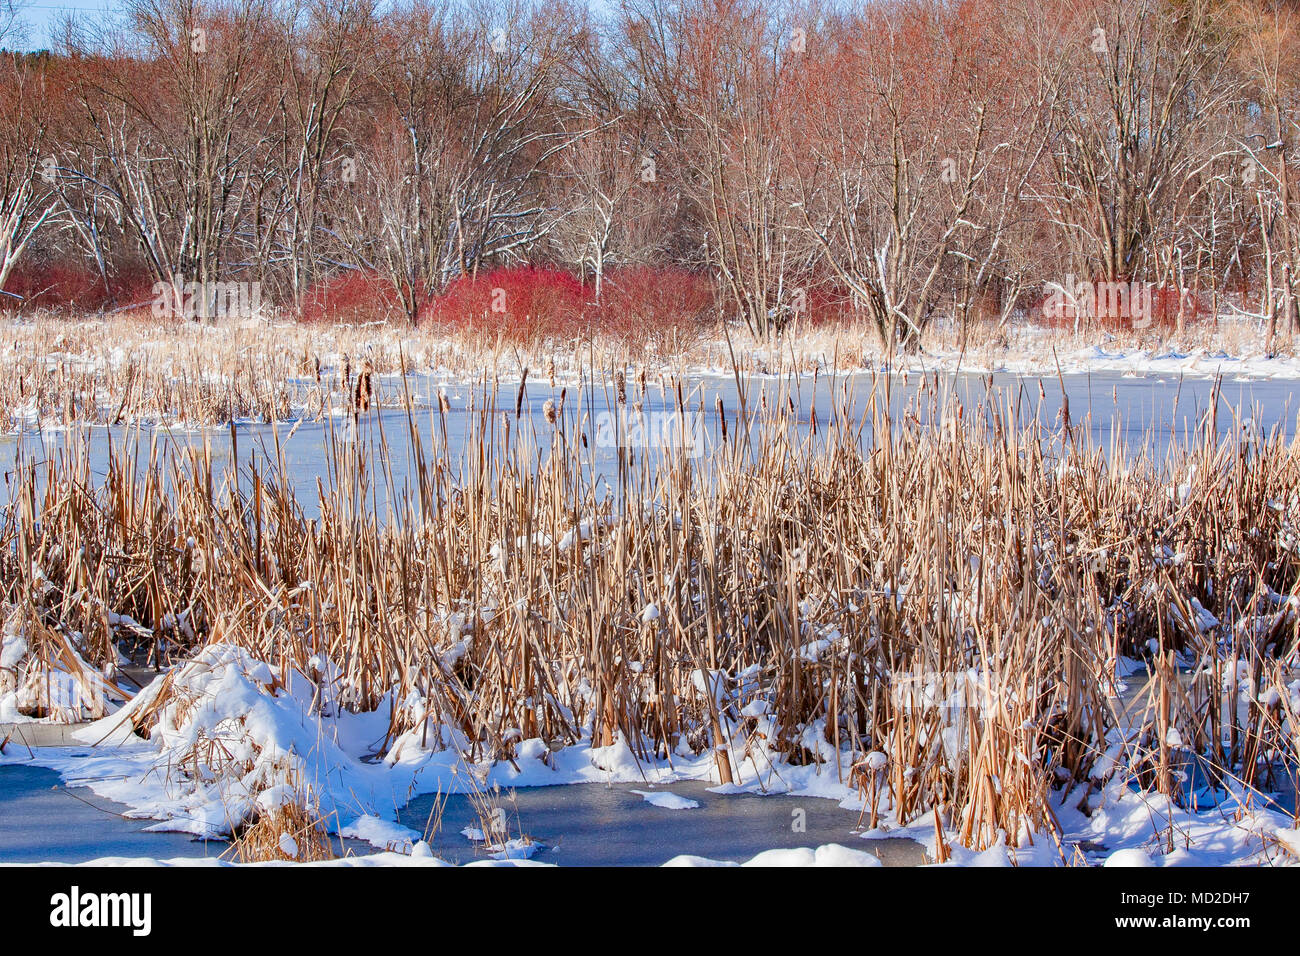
[
  {"x1": 664, "y1": 844, "x2": 882, "y2": 867},
  {"x1": 0, "y1": 606, "x2": 125, "y2": 723},
  {"x1": 339, "y1": 815, "x2": 423, "y2": 852},
  {"x1": 631, "y1": 789, "x2": 699, "y2": 810},
  {"x1": 64, "y1": 644, "x2": 415, "y2": 838}
]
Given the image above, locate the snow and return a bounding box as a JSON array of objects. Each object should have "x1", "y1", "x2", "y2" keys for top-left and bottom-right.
[
  {"x1": 4, "y1": 549, "x2": 1299, "y2": 870},
  {"x1": 53, "y1": 644, "x2": 421, "y2": 839},
  {"x1": 0, "y1": 631, "x2": 27, "y2": 670},
  {"x1": 0, "y1": 609, "x2": 124, "y2": 723},
  {"x1": 0, "y1": 842, "x2": 884, "y2": 866},
  {"x1": 484, "y1": 838, "x2": 543, "y2": 861},
  {"x1": 1104, "y1": 848, "x2": 1155, "y2": 867},
  {"x1": 631, "y1": 789, "x2": 699, "y2": 810},
  {"x1": 7, "y1": 701, "x2": 1299, "y2": 866},
  {"x1": 664, "y1": 844, "x2": 882, "y2": 867},
  {"x1": 338, "y1": 815, "x2": 423, "y2": 852},
  {"x1": 896, "y1": 333, "x2": 1300, "y2": 382}
]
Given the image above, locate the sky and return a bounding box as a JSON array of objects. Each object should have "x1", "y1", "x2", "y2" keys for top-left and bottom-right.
[
  {"x1": 6, "y1": 0, "x2": 121, "y2": 49},
  {"x1": 4, "y1": 0, "x2": 617, "y2": 51}
]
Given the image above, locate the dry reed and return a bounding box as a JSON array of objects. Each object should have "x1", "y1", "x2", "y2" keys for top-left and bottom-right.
[{"x1": 1, "y1": 364, "x2": 1297, "y2": 852}]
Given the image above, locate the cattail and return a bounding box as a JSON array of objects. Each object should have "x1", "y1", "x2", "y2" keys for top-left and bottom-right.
[
  {"x1": 14, "y1": 339, "x2": 1295, "y2": 862},
  {"x1": 515, "y1": 368, "x2": 528, "y2": 419},
  {"x1": 615, "y1": 370, "x2": 626, "y2": 406},
  {"x1": 353, "y1": 358, "x2": 373, "y2": 413}
]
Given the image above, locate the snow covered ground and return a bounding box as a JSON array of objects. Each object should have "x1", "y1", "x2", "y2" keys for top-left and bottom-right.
[
  {"x1": 2, "y1": 356, "x2": 1298, "y2": 867},
  {"x1": 2, "y1": 644, "x2": 1295, "y2": 867}
]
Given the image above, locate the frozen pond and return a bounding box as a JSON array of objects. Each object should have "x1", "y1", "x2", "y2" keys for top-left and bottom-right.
[
  {"x1": 0, "y1": 762, "x2": 923, "y2": 865},
  {"x1": 2, "y1": 371, "x2": 1297, "y2": 519},
  {"x1": 397, "y1": 779, "x2": 925, "y2": 866},
  {"x1": 0, "y1": 765, "x2": 230, "y2": 864}
]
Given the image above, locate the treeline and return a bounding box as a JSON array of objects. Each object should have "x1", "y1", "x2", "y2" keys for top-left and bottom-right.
[{"x1": 2, "y1": 0, "x2": 1298, "y2": 345}]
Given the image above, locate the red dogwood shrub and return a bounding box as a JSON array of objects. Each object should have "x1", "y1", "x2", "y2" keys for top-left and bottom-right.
[
  {"x1": 299, "y1": 264, "x2": 724, "y2": 345},
  {"x1": 299, "y1": 270, "x2": 405, "y2": 324},
  {"x1": 420, "y1": 265, "x2": 591, "y2": 338},
  {"x1": 3, "y1": 260, "x2": 167, "y2": 314},
  {"x1": 3, "y1": 261, "x2": 106, "y2": 311}
]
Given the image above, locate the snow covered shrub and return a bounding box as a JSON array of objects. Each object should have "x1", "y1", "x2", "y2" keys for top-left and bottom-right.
[
  {"x1": 384, "y1": 687, "x2": 472, "y2": 765},
  {"x1": 0, "y1": 603, "x2": 123, "y2": 722},
  {"x1": 226, "y1": 778, "x2": 336, "y2": 863},
  {"x1": 116, "y1": 644, "x2": 363, "y2": 839}
]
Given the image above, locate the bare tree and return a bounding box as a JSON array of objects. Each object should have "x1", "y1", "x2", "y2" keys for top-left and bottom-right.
[
  {"x1": 65, "y1": 0, "x2": 280, "y2": 319},
  {"x1": 789, "y1": 2, "x2": 1015, "y2": 349},
  {"x1": 625, "y1": 0, "x2": 809, "y2": 337},
  {"x1": 0, "y1": 53, "x2": 57, "y2": 294},
  {"x1": 1233, "y1": 0, "x2": 1300, "y2": 347},
  {"x1": 344, "y1": 0, "x2": 581, "y2": 325},
  {"x1": 1033, "y1": 0, "x2": 1238, "y2": 291},
  {"x1": 272, "y1": 0, "x2": 376, "y2": 306}
]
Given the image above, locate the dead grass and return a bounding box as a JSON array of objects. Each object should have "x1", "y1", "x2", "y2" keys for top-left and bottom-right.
[
  {"x1": 1, "y1": 363, "x2": 1297, "y2": 851},
  {"x1": 1, "y1": 312, "x2": 1294, "y2": 430},
  {"x1": 224, "y1": 782, "x2": 337, "y2": 864}
]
